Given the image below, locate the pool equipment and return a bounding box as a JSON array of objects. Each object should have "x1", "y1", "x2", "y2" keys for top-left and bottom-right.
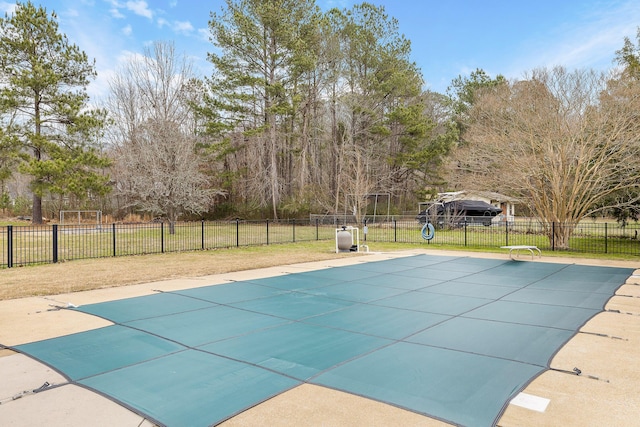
[
  {"x1": 335, "y1": 226, "x2": 368, "y2": 253},
  {"x1": 421, "y1": 222, "x2": 435, "y2": 240}
]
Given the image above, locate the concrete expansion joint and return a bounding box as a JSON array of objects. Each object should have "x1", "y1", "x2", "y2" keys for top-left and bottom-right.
[
  {"x1": 551, "y1": 367, "x2": 610, "y2": 383},
  {"x1": 580, "y1": 330, "x2": 629, "y2": 341},
  {"x1": 607, "y1": 309, "x2": 640, "y2": 316}
]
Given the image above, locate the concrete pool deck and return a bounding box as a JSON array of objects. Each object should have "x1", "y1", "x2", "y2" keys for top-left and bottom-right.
[{"x1": 1, "y1": 249, "x2": 639, "y2": 426}]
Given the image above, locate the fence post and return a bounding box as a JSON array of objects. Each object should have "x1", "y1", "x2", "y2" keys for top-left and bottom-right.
[
  {"x1": 316, "y1": 219, "x2": 319, "y2": 240},
  {"x1": 161, "y1": 222, "x2": 165, "y2": 253},
  {"x1": 464, "y1": 221, "x2": 467, "y2": 247},
  {"x1": 52, "y1": 224, "x2": 58, "y2": 263},
  {"x1": 552, "y1": 222, "x2": 555, "y2": 251},
  {"x1": 604, "y1": 222, "x2": 608, "y2": 254},
  {"x1": 292, "y1": 219, "x2": 296, "y2": 242},
  {"x1": 394, "y1": 220, "x2": 397, "y2": 242},
  {"x1": 266, "y1": 220, "x2": 269, "y2": 245},
  {"x1": 505, "y1": 220, "x2": 509, "y2": 246},
  {"x1": 201, "y1": 220, "x2": 205, "y2": 250},
  {"x1": 236, "y1": 218, "x2": 239, "y2": 247},
  {"x1": 7, "y1": 225, "x2": 12, "y2": 268},
  {"x1": 112, "y1": 223, "x2": 116, "y2": 257}
]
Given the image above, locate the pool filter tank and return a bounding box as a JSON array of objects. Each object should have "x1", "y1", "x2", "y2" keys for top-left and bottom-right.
[{"x1": 336, "y1": 226, "x2": 353, "y2": 252}]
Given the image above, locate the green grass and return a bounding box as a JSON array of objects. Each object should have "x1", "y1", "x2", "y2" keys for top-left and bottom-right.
[{"x1": 1, "y1": 220, "x2": 638, "y2": 268}]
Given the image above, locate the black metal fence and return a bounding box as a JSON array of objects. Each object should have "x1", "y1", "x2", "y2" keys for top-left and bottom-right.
[
  {"x1": 380, "y1": 219, "x2": 640, "y2": 256},
  {"x1": 1, "y1": 218, "x2": 638, "y2": 268}
]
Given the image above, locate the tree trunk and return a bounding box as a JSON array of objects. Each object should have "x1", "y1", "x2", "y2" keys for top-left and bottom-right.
[
  {"x1": 548, "y1": 222, "x2": 574, "y2": 250},
  {"x1": 32, "y1": 193, "x2": 43, "y2": 224},
  {"x1": 269, "y1": 125, "x2": 279, "y2": 219},
  {"x1": 32, "y1": 93, "x2": 43, "y2": 224}
]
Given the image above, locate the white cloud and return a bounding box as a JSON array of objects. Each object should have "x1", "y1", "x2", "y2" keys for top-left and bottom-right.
[
  {"x1": 0, "y1": 1, "x2": 17, "y2": 14},
  {"x1": 197, "y1": 28, "x2": 210, "y2": 42},
  {"x1": 121, "y1": 24, "x2": 132, "y2": 36},
  {"x1": 125, "y1": 0, "x2": 152, "y2": 20},
  {"x1": 45, "y1": 3, "x2": 117, "y2": 101},
  {"x1": 157, "y1": 17, "x2": 169, "y2": 28},
  {"x1": 109, "y1": 7, "x2": 125, "y2": 19},
  {"x1": 116, "y1": 49, "x2": 147, "y2": 66},
  {"x1": 64, "y1": 8, "x2": 80, "y2": 18},
  {"x1": 172, "y1": 20, "x2": 194, "y2": 35},
  {"x1": 88, "y1": 50, "x2": 147, "y2": 103},
  {"x1": 106, "y1": 0, "x2": 153, "y2": 23},
  {"x1": 508, "y1": 0, "x2": 640, "y2": 78}
]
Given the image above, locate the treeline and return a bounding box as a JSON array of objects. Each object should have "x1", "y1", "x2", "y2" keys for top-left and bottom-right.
[
  {"x1": 0, "y1": 1, "x2": 457, "y2": 224},
  {"x1": 193, "y1": 0, "x2": 458, "y2": 220}
]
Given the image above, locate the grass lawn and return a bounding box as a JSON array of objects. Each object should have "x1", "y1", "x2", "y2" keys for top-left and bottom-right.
[
  {"x1": 2, "y1": 239, "x2": 638, "y2": 301},
  {"x1": 0, "y1": 241, "x2": 367, "y2": 301}
]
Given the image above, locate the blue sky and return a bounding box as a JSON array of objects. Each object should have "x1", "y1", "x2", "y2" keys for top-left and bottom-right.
[{"x1": 7, "y1": 0, "x2": 640, "y2": 100}]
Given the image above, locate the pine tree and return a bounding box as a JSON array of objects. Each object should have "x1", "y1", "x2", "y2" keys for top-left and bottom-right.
[{"x1": 0, "y1": 1, "x2": 110, "y2": 223}]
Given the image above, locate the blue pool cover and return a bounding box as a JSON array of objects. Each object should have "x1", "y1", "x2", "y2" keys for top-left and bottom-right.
[{"x1": 15, "y1": 255, "x2": 633, "y2": 427}]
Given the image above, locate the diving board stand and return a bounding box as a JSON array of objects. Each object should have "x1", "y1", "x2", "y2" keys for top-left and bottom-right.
[{"x1": 501, "y1": 245, "x2": 541, "y2": 260}]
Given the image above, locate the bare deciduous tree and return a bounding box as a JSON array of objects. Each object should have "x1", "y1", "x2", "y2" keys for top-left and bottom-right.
[
  {"x1": 340, "y1": 145, "x2": 394, "y2": 223},
  {"x1": 114, "y1": 120, "x2": 215, "y2": 233},
  {"x1": 451, "y1": 67, "x2": 640, "y2": 248},
  {"x1": 108, "y1": 41, "x2": 220, "y2": 232}
]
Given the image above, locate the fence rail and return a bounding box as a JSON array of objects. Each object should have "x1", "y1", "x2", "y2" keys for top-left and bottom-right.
[{"x1": 1, "y1": 218, "x2": 638, "y2": 268}]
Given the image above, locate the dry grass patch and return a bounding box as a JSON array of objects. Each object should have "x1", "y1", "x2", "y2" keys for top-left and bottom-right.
[{"x1": 0, "y1": 243, "x2": 362, "y2": 300}]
